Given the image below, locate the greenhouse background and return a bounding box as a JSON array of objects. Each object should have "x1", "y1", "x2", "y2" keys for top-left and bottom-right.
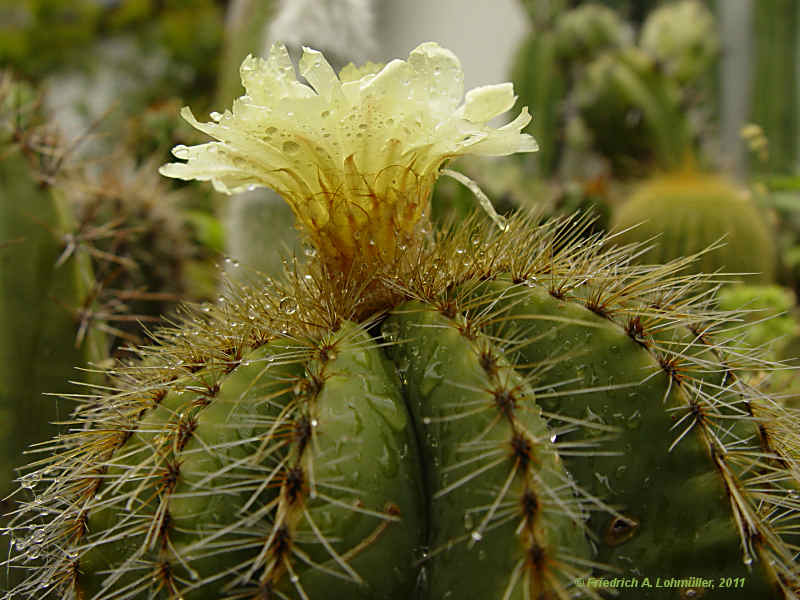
[{"x1": 1, "y1": 0, "x2": 800, "y2": 595}]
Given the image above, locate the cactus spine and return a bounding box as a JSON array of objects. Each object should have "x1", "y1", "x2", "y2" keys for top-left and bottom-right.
[{"x1": 4, "y1": 43, "x2": 800, "y2": 599}]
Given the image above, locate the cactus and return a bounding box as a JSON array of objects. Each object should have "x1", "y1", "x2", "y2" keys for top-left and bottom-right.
[
  {"x1": 4, "y1": 43, "x2": 800, "y2": 600},
  {"x1": 751, "y1": 0, "x2": 799, "y2": 174},
  {"x1": 62, "y1": 156, "x2": 216, "y2": 350},
  {"x1": 510, "y1": 30, "x2": 565, "y2": 177},
  {"x1": 573, "y1": 46, "x2": 692, "y2": 174},
  {"x1": 510, "y1": 4, "x2": 631, "y2": 177},
  {"x1": 610, "y1": 170, "x2": 777, "y2": 284},
  {"x1": 639, "y1": 0, "x2": 719, "y2": 87},
  {"x1": 0, "y1": 76, "x2": 107, "y2": 499},
  {"x1": 716, "y1": 285, "x2": 798, "y2": 363},
  {"x1": 553, "y1": 3, "x2": 632, "y2": 64}
]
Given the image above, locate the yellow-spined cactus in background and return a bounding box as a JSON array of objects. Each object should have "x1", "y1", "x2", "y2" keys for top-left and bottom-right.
[{"x1": 611, "y1": 171, "x2": 778, "y2": 283}]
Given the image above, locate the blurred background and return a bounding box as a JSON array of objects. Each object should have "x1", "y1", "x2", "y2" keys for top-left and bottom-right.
[{"x1": 1, "y1": 1, "x2": 800, "y2": 555}]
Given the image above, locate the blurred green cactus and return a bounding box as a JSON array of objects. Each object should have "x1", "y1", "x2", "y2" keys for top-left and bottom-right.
[
  {"x1": 510, "y1": 31, "x2": 566, "y2": 177},
  {"x1": 640, "y1": 0, "x2": 719, "y2": 86},
  {"x1": 751, "y1": 0, "x2": 799, "y2": 174},
  {"x1": 573, "y1": 47, "x2": 692, "y2": 174},
  {"x1": 717, "y1": 284, "x2": 797, "y2": 360},
  {"x1": 553, "y1": 3, "x2": 632, "y2": 64},
  {"x1": 610, "y1": 171, "x2": 777, "y2": 283},
  {"x1": 0, "y1": 77, "x2": 107, "y2": 502}
]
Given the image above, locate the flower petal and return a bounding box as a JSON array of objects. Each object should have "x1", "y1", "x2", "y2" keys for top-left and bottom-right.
[
  {"x1": 407, "y1": 42, "x2": 464, "y2": 114},
  {"x1": 458, "y1": 83, "x2": 517, "y2": 123},
  {"x1": 299, "y1": 47, "x2": 342, "y2": 101}
]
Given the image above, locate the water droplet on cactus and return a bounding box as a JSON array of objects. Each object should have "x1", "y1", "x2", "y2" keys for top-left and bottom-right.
[
  {"x1": 549, "y1": 432, "x2": 558, "y2": 443},
  {"x1": 743, "y1": 556, "x2": 753, "y2": 567},
  {"x1": 423, "y1": 417, "x2": 432, "y2": 425},
  {"x1": 20, "y1": 472, "x2": 40, "y2": 489},
  {"x1": 33, "y1": 528, "x2": 45, "y2": 543},
  {"x1": 311, "y1": 419, "x2": 319, "y2": 427},
  {"x1": 470, "y1": 530, "x2": 483, "y2": 542},
  {"x1": 210, "y1": 111, "x2": 223, "y2": 121},
  {"x1": 280, "y1": 297, "x2": 298, "y2": 315},
  {"x1": 25, "y1": 544, "x2": 41, "y2": 560}
]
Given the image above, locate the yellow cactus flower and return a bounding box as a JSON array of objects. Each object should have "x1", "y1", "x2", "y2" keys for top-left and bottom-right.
[{"x1": 160, "y1": 42, "x2": 537, "y2": 273}]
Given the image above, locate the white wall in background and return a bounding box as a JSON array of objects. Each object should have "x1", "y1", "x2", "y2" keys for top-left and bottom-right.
[{"x1": 376, "y1": 0, "x2": 531, "y2": 93}]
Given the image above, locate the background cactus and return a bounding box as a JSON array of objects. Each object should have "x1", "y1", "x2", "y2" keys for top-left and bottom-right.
[
  {"x1": 639, "y1": 0, "x2": 719, "y2": 87},
  {"x1": 60, "y1": 156, "x2": 218, "y2": 350},
  {"x1": 572, "y1": 46, "x2": 692, "y2": 175},
  {"x1": 4, "y1": 42, "x2": 800, "y2": 600},
  {"x1": 610, "y1": 170, "x2": 778, "y2": 284},
  {"x1": 751, "y1": 0, "x2": 799, "y2": 174},
  {"x1": 0, "y1": 77, "x2": 107, "y2": 501},
  {"x1": 510, "y1": 30, "x2": 566, "y2": 178},
  {"x1": 0, "y1": 75, "x2": 220, "y2": 591},
  {"x1": 716, "y1": 284, "x2": 798, "y2": 363},
  {"x1": 553, "y1": 3, "x2": 632, "y2": 64}
]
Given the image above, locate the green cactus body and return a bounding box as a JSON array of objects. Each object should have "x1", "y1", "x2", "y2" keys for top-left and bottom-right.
[
  {"x1": 511, "y1": 31, "x2": 566, "y2": 177},
  {"x1": 752, "y1": 0, "x2": 798, "y2": 174},
  {"x1": 640, "y1": 0, "x2": 719, "y2": 87},
  {"x1": 459, "y1": 278, "x2": 779, "y2": 598},
  {"x1": 716, "y1": 285, "x2": 797, "y2": 362},
  {"x1": 553, "y1": 3, "x2": 631, "y2": 64},
  {"x1": 384, "y1": 304, "x2": 592, "y2": 599},
  {"x1": 610, "y1": 171, "x2": 777, "y2": 284},
  {"x1": 574, "y1": 47, "x2": 691, "y2": 174},
  {"x1": 0, "y1": 147, "x2": 105, "y2": 497},
  {"x1": 20, "y1": 324, "x2": 424, "y2": 599}
]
